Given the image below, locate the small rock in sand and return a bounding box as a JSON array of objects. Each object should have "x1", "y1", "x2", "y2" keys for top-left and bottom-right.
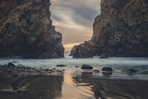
[
  {"x1": 102, "y1": 67, "x2": 113, "y2": 72},
  {"x1": 93, "y1": 70, "x2": 100, "y2": 73},
  {"x1": 127, "y1": 69, "x2": 137, "y2": 74},
  {"x1": 75, "y1": 66, "x2": 79, "y2": 68},
  {"x1": 81, "y1": 64, "x2": 93, "y2": 69},
  {"x1": 8, "y1": 62, "x2": 15, "y2": 68},
  {"x1": 56, "y1": 64, "x2": 66, "y2": 67}
]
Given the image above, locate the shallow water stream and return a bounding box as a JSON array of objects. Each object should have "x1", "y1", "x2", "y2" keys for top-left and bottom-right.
[{"x1": 59, "y1": 68, "x2": 95, "y2": 99}]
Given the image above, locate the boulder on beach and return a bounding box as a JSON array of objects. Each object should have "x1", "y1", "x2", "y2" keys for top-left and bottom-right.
[
  {"x1": 81, "y1": 64, "x2": 93, "y2": 69},
  {"x1": 102, "y1": 67, "x2": 113, "y2": 72},
  {"x1": 8, "y1": 62, "x2": 16, "y2": 68},
  {"x1": 56, "y1": 64, "x2": 66, "y2": 67},
  {"x1": 127, "y1": 69, "x2": 137, "y2": 74}
]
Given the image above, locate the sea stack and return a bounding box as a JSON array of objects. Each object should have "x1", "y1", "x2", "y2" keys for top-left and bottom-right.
[
  {"x1": 71, "y1": 0, "x2": 148, "y2": 58},
  {"x1": 0, "y1": 0, "x2": 64, "y2": 58}
]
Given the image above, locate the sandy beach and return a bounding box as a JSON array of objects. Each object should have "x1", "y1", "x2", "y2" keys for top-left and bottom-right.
[{"x1": 0, "y1": 63, "x2": 148, "y2": 99}]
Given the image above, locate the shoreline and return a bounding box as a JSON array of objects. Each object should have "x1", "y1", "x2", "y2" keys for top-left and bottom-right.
[{"x1": 0, "y1": 63, "x2": 148, "y2": 99}]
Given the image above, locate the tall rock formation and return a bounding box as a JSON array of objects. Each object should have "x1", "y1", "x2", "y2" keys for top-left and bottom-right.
[
  {"x1": 0, "y1": 0, "x2": 64, "y2": 58},
  {"x1": 71, "y1": 0, "x2": 148, "y2": 58}
]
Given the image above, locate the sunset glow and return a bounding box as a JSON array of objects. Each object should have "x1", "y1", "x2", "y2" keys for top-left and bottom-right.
[
  {"x1": 64, "y1": 43, "x2": 81, "y2": 51},
  {"x1": 50, "y1": 0, "x2": 101, "y2": 51}
]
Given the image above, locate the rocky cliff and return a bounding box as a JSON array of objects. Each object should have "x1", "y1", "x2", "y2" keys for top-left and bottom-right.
[
  {"x1": 0, "y1": 0, "x2": 64, "y2": 58},
  {"x1": 71, "y1": 0, "x2": 148, "y2": 58}
]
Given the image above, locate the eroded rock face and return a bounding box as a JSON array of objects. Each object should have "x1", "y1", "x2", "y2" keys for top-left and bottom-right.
[
  {"x1": 71, "y1": 0, "x2": 148, "y2": 58},
  {"x1": 0, "y1": 0, "x2": 64, "y2": 58}
]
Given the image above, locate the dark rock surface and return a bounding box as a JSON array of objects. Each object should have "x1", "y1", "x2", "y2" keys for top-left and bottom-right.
[
  {"x1": 81, "y1": 64, "x2": 93, "y2": 69},
  {"x1": 127, "y1": 68, "x2": 137, "y2": 74},
  {"x1": 8, "y1": 62, "x2": 16, "y2": 68},
  {"x1": 102, "y1": 67, "x2": 113, "y2": 72},
  {"x1": 0, "y1": 0, "x2": 64, "y2": 58},
  {"x1": 71, "y1": 0, "x2": 148, "y2": 58},
  {"x1": 56, "y1": 64, "x2": 66, "y2": 67}
]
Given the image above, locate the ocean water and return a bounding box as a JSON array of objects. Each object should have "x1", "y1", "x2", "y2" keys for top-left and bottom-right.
[{"x1": 0, "y1": 52, "x2": 148, "y2": 68}]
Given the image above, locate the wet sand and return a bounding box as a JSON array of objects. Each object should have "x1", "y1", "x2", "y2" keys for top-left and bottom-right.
[
  {"x1": 0, "y1": 65, "x2": 148, "y2": 99},
  {"x1": 60, "y1": 69, "x2": 95, "y2": 99}
]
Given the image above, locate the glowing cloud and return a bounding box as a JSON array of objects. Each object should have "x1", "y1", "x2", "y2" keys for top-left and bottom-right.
[{"x1": 50, "y1": 0, "x2": 101, "y2": 51}]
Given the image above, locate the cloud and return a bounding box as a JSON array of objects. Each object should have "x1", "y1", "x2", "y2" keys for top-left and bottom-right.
[
  {"x1": 51, "y1": 0, "x2": 100, "y2": 27},
  {"x1": 50, "y1": 0, "x2": 101, "y2": 51}
]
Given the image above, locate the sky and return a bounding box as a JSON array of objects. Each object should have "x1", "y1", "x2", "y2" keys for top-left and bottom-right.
[{"x1": 50, "y1": 0, "x2": 101, "y2": 51}]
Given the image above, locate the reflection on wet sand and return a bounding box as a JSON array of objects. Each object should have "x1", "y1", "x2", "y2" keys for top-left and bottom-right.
[
  {"x1": 0, "y1": 75, "x2": 63, "y2": 99},
  {"x1": 72, "y1": 69, "x2": 148, "y2": 99},
  {"x1": 60, "y1": 69, "x2": 95, "y2": 99}
]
